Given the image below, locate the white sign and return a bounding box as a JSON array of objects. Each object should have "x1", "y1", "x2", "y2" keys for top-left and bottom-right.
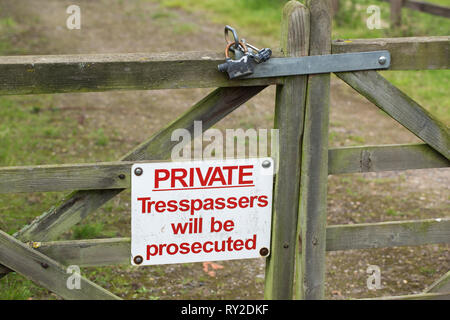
[{"x1": 131, "y1": 158, "x2": 274, "y2": 266}]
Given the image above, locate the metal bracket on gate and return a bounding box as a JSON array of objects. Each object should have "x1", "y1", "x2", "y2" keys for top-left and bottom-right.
[
  {"x1": 217, "y1": 26, "x2": 390, "y2": 79},
  {"x1": 242, "y1": 50, "x2": 391, "y2": 79}
]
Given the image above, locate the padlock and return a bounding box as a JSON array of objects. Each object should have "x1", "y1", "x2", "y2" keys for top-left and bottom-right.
[
  {"x1": 218, "y1": 55, "x2": 256, "y2": 79},
  {"x1": 218, "y1": 41, "x2": 256, "y2": 79}
]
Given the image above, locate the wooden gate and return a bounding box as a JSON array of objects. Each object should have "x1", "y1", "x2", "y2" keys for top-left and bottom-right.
[{"x1": 0, "y1": 0, "x2": 448, "y2": 300}]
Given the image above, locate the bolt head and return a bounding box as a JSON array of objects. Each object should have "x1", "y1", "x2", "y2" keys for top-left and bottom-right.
[
  {"x1": 134, "y1": 167, "x2": 143, "y2": 176},
  {"x1": 378, "y1": 56, "x2": 387, "y2": 65},
  {"x1": 259, "y1": 247, "x2": 269, "y2": 257},
  {"x1": 133, "y1": 255, "x2": 143, "y2": 265},
  {"x1": 262, "y1": 160, "x2": 271, "y2": 168}
]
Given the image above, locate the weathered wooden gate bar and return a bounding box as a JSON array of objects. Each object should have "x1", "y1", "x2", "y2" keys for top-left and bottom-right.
[
  {"x1": 28, "y1": 218, "x2": 450, "y2": 268},
  {"x1": 0, "y1": 37, "x2": 447, "y2": 95},
  {"x1": 327, "y1": 143, "x2": 449, "y2": 174},
  {"x1": 336, "y1": 71, "x2": 450, "y2": 160},
  {"x1": 326, "y1": 218, "x2": 450, "y2": 251},
  {"x1": 1, "y1": 143, "x2": 448, "y2": 194},
  {"x1": 0, "y1": 230, "x2": 120, "y2": 299},
  {"x1": 331, "y1": 36, "x2": 449, "y2": 70}
]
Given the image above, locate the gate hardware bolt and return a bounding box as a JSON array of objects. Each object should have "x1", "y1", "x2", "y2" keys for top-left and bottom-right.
[
  {"x1": 259, "y1": 247, "x2": 269, "y2": 257},
  {"x1": 134, "y1": 167, "x2": 143, "y2": 176},
  {"x1": 378, "y1": 56, "x2": 387, "y2": 65},
  {"x1": 262, "y1": 160, "x2": 271, "y2": 168},
  {"x1": 133, "y1": 255, "x2": 143, "y2": 265}
]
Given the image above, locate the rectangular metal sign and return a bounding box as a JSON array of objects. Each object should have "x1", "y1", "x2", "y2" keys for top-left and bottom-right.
[{"x1": 131, "y1": 158, "x2": 274, "y2": 266}]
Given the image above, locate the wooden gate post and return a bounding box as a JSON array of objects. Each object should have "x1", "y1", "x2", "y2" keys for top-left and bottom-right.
[
  {"x1": 390, "y1": 0, "x2": 404, "y2": 28},
  {"x1": 264, "y1": 0, "x2": 309, "y2": 299},
  {"x1": 295, "y1": 0, "x2": 331, "y2": 300}
]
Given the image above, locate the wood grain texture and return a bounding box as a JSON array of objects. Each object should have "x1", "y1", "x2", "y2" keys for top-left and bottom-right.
[
  {"x1": 336, "y1": 71, "x2": 450, "y2": 160},
  {"x1": 264, "y1": 0, "x2": 309, "y2": 300},
  {"x1": 328, "y1": 143, "x2": 449, "y2": 174},
  {"x1": 28, "y1": 218, "x2": 449, "y2": 267},
  {"x1": 36, "y1": 238, "x2": 131, "y2": 267},
  {"x1": 332, "y1": 36, "x2": 449, "y2": 70},
  {"x1": 326, "y1": 218, "x2": 450, "y2": 251},
  {"x1": 0, "y1": 37, "x2": 446, "y2": 96},
  {"x1": 0, "y1": 143, "x2": 446, "y2": 195},
  {"x1": 0, "y1": 161, "x2": 133, "y2": 193},
  {"x1": 295, "y1": 0, "x2": 331, "y2": 300},
  {"x1": 0, "y1": 142, "x2": 446, "y2": 194},
  {"x1": 0, "y1": 230, "x2": 120, "y2": 299}
]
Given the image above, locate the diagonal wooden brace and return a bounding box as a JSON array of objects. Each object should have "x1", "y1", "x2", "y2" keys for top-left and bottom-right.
[
  {"x1": 0, "y1": 229, "x2": 120, "y2": 300},
  {"x1": 336, "y1": 70, "x2": 450, "y2": 160}
]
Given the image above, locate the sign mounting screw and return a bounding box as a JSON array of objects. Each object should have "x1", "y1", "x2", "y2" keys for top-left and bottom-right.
[
  {"x1": 134, "y1": 167, "x2": 143, "y2": 176},
  {"x1": 378, "y1": 56, "x2": 387, "y2": 65},
  {"x1": 262, "y1": 160, "x2": 271, "y2": 168},
  {"x1": 133, "y1": 255, "x2": 143, "y2": 265}
]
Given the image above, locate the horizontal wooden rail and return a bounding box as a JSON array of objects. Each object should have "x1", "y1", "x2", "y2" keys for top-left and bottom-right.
[
  {"x1": 328, "y1": 143, "x2": 449, "y2": 174},
  {"x1": 0, "y1": 161, "x2": 132, "y2": 193},
  {"x1": 0, "y1": 144, "x2": 447, "y2": 194},
  {"x1": 0, "y1": 229, "x2": 120, "y2": 299},
  {"x1": 0, "y1": 37, "x2": 447, "y2": 95},
  {"x1": 332, "y1": 36, "x2": 448, "y2": 70},
  {"x1": 27, "y1": 218, "x2": 449, "y2": 267},
  {"x1": 326, "y1": 218, "x2": 450, "y2": 251},
  {"x1": 0, "y1": 52, "x2": 279, "y2": 95}
]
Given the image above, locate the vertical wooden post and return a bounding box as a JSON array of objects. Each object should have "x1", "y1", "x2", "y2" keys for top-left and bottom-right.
[
  {"x1": 264, "y1": 1, "x2": 309, "y2": 300},
  {"x1": 295, "y1": 0, "x2": 331, "y2": 300},
  {"x1": 390, "y1": 0, "x2": 403, "y2": 28}
]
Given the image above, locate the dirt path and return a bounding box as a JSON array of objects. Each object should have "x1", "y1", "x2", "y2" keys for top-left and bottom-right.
[{"x1": 1, "y1": 0, "x2": 448, "y2": 300}]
